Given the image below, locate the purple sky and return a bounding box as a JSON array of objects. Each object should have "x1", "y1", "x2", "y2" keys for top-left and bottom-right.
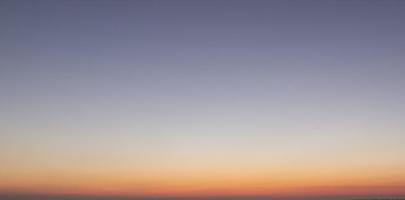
[{"x1": 1, "y1": 0, "x2": 405, "y2": 196}]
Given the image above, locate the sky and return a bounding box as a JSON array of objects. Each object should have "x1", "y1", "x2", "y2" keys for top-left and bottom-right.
[{"x1": 1, "y1": 0, "x2": 405, "y2": 197}]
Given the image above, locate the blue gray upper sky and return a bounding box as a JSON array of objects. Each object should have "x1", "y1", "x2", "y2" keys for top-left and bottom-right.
[{"x1": 1, "y1": 0, "x2": 405, "y2": 196}]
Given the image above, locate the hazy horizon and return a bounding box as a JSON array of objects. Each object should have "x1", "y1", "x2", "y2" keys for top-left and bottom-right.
[
  {"x1": 1, "y1": 0, "x2": 405, "y2": 198},
  {"x1": 1, "y1": 193, "x2": 405, "y2": 199}
]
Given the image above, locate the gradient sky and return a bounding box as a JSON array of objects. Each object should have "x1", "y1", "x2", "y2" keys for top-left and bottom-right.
[{"x1": 1, "y1": 0, "x2": 405, "y2": 197}]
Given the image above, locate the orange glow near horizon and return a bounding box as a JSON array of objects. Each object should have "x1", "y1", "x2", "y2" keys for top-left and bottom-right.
[
  {"x1": 1, "y1": 165, "x2": 405, "y2": 197},
  {"x1": 2, "y1": 181, "x2": 405, "y2": 197},
  {"x1": 2, "y1": 0, "x2": 405, "y2": 199}
]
